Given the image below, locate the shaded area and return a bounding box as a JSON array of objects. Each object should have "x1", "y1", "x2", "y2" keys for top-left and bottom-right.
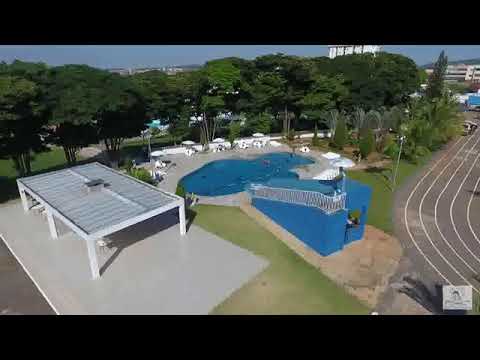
[
  {"x1": 0, "y1": 176, "x2": 18, "y2": 204},
  {"x1": 0, "y1": 236, "x2": 54, "y2": 315},
  {"x1": 100, "y1": 208, "x2": 180, "y2": 275}
]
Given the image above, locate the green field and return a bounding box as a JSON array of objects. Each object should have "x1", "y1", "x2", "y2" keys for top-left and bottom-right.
[
  {"x1": 191, "y1": 204, "x2": 370, "y2": 314},
  {"x1": 347, "y1": 157, "x2": 429, "y2": 234}
]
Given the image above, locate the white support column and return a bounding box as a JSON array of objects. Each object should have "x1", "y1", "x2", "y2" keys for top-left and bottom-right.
[
  {"x1": 86, "y1": 239, "x2": 100, "y2": 280},
  {"x1": 19, "y1": 188, "x2": 29, "y2": 213},
  {"x1": 179, "y1": 201, "x2": 186, "y2": 236},
  {"x1": 46, "y1": 210, "x2": 58, "y2": 239}
]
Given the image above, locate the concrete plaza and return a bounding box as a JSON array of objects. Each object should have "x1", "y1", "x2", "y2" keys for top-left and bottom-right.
[{"x1": 0, "y1": 202, "x2": 267, "y2": 314}]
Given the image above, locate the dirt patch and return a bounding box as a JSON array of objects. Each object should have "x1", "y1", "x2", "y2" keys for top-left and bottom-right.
[
  {"x1": 314, "y1": 225, "x2": 402, "y2": 308},
  {"x1": 240, "y1": 202, "x2": 403, "y2": 309}
]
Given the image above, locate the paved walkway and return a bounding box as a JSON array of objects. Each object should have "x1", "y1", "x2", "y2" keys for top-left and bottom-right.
[
  {"x1": 0, "y1": 202, "x2": 267, "y2": 314},
  {"x1": 390, "y1": 113, "x2": 480, "y2": 313}
]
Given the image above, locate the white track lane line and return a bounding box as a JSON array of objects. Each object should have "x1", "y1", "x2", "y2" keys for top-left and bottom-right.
[
  {"x1": 449, "y1": 145, "x2": 480, "y2": 267},
  {"x1": 418, "y1": 133, "x2": 480, "y2": 291},
  {"x1": 428, "y1": 134, "x2": 480, "y2": 273},
  {"x1": 404, "y1": 136, "x2": 464, "y2": 284},
  {"x1": 0, "y1": 233, "x2": 59, "y2": 315},
  {"x1": 467, "y1": 176, "x2": 480, "y2": 248}
]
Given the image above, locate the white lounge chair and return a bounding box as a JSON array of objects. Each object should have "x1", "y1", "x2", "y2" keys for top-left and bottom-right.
[
  {"x1": 185, "y1": 148, "x2": 196, "y2": 156},
  {"x1": 238, "y1": 142, "x2": 249, "y2": 150},
  {"x1": 253, "y1": 140, "x2": 263, "y2": 148},
  {"x1": 155, "y1": 160, "x2": 167, "y2": 169}
]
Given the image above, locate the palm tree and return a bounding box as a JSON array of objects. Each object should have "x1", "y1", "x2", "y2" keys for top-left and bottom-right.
[
  {"x1": 366, "y1": 109, "x2": 383, "y2": 131},
  {"x1": 321, "y1": 109, "x2": 340, "y2": 137},
  {"x1": 351, "y1": 107, "x2": 366, "y2": 135}
]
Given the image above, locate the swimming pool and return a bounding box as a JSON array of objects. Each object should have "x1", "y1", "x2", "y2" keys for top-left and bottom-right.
[{"x1": 180, "y1": 152, "x2": 315, "y2": 196}]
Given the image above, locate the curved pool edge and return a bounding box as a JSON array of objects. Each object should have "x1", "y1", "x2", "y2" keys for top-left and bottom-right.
[{"x1": 179, "y1": 152, "x2": 316, "y2": 197}]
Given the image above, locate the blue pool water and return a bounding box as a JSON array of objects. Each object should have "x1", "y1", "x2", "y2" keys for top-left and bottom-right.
[{"x1": 180, "y1": 152, "x2": 315, "y2": 196}]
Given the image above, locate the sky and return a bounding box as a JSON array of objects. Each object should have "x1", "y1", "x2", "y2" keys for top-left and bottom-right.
[{"x1": 1, "y1": 45, "x2": 480, "y2": 69}]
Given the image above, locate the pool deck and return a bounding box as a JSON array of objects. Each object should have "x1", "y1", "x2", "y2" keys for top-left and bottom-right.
[
  {"x1": 0, "y1": 202, "x2": 268, "y2": 314},
  {"x1": 152, "y1": 145, "x2": 333, "y2": 205}
]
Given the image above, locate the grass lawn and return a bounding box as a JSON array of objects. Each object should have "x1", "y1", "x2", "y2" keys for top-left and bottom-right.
[
  {"x1": 190, "y1": 204, "x2": 370, "y2": 315},
  {"x1": 0, "y1": 147, "x2": 71, "y2": 204},
  {"x1": 347, "y1": 157, "x2": 430, "y2": 234}
]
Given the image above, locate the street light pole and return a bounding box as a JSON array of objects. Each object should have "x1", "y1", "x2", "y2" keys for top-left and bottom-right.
[{"x1": 392, "y1": 135, "x2": 405, "y2": 189}]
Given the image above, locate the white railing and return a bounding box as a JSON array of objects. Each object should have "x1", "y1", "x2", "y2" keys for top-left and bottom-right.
[{"x1": 249, "y1": 184, "x2": 346, "y2": 214}]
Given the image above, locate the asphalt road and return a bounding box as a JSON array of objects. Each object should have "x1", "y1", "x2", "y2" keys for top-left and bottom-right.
[
  {"x1": 394, "y1": 112, "x2": 480, "y2": 296},
  {"x1": 0, "y1": 234, "x2": 54, "y2": 315}
]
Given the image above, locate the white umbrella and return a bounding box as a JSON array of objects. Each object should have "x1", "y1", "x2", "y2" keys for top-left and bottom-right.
[
  {"x1": 150, "y1": 150, "x2": 165, "y2": 157},
  {"x1": 331, "y1": 157, "x2": 356, "y2": 168},
  {"x1": 182, "y1": 140, "x2": 195, "y2": 146},
  {"x1": 322, "y1": 152, "x2": 341, "y2": 160},
  {"x1": 212, "y1": 138, "x2": 225, "y2": 143},
  {"x1": 252, "y1": 133, "x2": 265, "y2": 137}
]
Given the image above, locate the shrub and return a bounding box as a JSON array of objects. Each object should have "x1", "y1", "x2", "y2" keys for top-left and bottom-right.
[
  {"x1": 228, "y1": 121, "x2": 241, "y2": 149},
  {"x1": 332, "y1": 117, "x2": 347, "y2": 150},
  {"x1": 359, "y1": 128, "x2": 375, "y2": 159},
  {"x1": 377, "y1": 133, "x2": 393, "y2": 153},
  {"x1": 125, "y1": 158, "x2": 134, "y2": 173},
  {"x1": 175, "y1": 183, "x2": 186, "y2": 198},
  {"x1": 129, "y1": 168, "x2": 155, "y2": 185},
  {"x1": 384, "y1": 141, "x2": 399, "y2": 159}
]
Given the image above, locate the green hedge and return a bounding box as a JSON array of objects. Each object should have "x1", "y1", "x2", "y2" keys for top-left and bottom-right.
[{"x1": 129, "y1": 167, "x2": 155, "y2": 185}]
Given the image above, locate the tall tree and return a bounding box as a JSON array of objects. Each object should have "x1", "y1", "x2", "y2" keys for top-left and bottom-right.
[
  {"x1": 299, "y1": 74, "x2": 347, "y2": 135},
  {"x1": 47, "y1": 65, "x2": 106, "y2": 164},
  {"x1": 332, "y1": 116, "x2": 347, "y2": 150},
  {"x1": 96, "y1": 73, "x2": 147, "y2": 167},
  {"x1": 254, "y1": 54, "x2": 311, "y2": 135},
  {"x1": 425, "y1": 51, "x2": 448, "y2": 100},
  {"x1": 0, "y1": 76, "x2": 47, "y2": 176}
]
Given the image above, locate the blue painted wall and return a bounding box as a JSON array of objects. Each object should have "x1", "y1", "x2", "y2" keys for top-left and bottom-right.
[{"x1": 251, "y1": 177, "x2": 372, "y2": 256}]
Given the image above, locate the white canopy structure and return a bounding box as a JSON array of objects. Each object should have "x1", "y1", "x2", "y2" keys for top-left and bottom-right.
[
  {"x1": 182, "y1": 140, "x2": 195, "y2": 146},
  {"x1": 252, "y1": 133, "x2": 265, "y2": 137},
  {"x1": 312, "y1": 168, "x2": 340, "y2": 181},
  {"x1": 17, "y1": 162, "x2": 186, "y2": 280},
  {"x1": 331, "y1": 158, "x2": 356, "y2": 168},
  {"x1": 212, "y1": 138, "x2": 225, "y2": 143}
]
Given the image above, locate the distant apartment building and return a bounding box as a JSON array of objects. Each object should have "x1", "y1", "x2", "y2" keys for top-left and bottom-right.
[
  {"x1": 426, "y1": 64, "x2": 480, "y2": 83},
  {"x1": 328, "y1": 45, "x2": 382, "y2": 59}
]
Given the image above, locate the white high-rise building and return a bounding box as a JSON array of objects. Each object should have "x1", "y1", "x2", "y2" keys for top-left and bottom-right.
[{"x1": 328, "y1": 45, "x2": 382, "y2": 59}]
